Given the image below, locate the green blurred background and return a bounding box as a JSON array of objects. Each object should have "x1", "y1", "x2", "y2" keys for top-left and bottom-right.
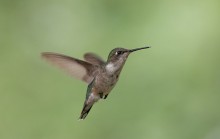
[{"x1": 1, "y1": 0, "x2": 220, "y2": 139}]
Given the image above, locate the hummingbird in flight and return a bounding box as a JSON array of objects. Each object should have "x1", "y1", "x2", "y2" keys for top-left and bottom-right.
[{"x1": 41, "y1": 46, "x2": 150, "y2": 120}]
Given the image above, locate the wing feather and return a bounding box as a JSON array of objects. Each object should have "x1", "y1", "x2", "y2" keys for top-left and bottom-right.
[
  {"x1": 84, "y1": 53, "x2": 105, "y2": 65},
  {"x1": 41, "y1": 52, "x2": 97, "y2": 84}
]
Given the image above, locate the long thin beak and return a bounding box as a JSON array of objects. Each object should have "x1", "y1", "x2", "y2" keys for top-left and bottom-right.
[{"x1": 129, "y1": 46, "x2": 151, "y2": 53}]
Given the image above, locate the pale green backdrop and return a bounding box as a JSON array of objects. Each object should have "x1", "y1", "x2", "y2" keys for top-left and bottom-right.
[{"x1": 1, "y1": 0, "x2": 220, "y2": 139}]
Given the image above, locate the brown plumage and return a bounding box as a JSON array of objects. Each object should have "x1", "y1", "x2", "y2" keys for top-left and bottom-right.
[{"x1": 41, "y1": 46, "x2": 150, "y2": 120}]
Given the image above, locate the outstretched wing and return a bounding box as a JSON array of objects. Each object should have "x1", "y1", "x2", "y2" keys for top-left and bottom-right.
[
  {"x1": 41, "y1": 52, "x2": 97, "y2": 84},
  {"x1": 84, "y1": 53, "x2": 105, "y2": 66}
]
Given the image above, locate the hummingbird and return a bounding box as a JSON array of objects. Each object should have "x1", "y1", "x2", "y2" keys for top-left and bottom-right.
[{"x1": 41, "y1": 46, "x2": 150, "y2": 120}]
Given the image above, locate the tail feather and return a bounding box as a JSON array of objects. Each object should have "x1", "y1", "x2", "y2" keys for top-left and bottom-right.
[{"x1": 79, "y1": 102, "x2": 94, "y2": 120}]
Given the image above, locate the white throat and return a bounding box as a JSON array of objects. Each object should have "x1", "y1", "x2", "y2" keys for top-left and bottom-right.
[{"x1": 106, "y1": 62, "x2": 118, "y2": 73}]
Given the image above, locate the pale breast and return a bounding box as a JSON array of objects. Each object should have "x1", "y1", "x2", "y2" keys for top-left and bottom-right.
[{"x1": 94, "y1": 72, "x2": 118, "y2": 95}]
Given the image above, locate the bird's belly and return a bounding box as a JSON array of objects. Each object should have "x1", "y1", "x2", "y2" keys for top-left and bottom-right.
[{"x1": 95, "y1": 75, "x2": 118, "y2": 95}]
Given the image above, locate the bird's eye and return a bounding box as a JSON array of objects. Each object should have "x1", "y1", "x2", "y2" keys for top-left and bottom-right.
[{"x1": 115, "y1": 51, "x2": 122, "y2": 55}]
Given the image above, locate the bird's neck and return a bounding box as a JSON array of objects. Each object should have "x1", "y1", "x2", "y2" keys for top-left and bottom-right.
[{"x1": 105, "y1": 62, "x2": 124, "y2": 75}]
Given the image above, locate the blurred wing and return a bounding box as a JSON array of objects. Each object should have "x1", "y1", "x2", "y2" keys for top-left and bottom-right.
[
  {"x1": 41, "y1": 52, "x2": 97, "y2": 84},
  {"x1": 84, "y1": 53, "x2": 105, "y2": 65}
]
